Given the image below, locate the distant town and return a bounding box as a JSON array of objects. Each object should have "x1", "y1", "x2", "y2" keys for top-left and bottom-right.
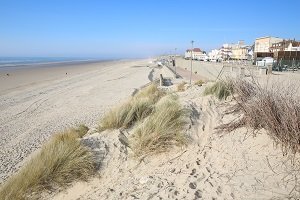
[{"x1": 184, "y1": 36, "x2": 300, "y2": 71}]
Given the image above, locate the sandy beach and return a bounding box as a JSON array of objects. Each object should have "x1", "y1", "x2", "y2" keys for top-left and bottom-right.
[
  {"x1": 1, "y1": 59, "x2": 300, "y2": 200},
  {"x1": 0, "y1": 59, "x2": 154, "y2": 183}
]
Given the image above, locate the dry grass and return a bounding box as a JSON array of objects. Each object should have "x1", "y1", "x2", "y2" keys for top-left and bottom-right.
[
  {"x1": 218, "y1": 79, "x2": 300, "y2": 155},
  {"x1": 203, "y1": 80, "x2": 232, "y2": 100},
  {"x1": 0, "y1": 127, "x2": 94, "y2": 200},
  {"x1": 194, "y1": 80, "x2": 205, "y2": 87},
  {"x1": 177, "y1": 82, "x2": 186, "y2": 92},
  {"x1": 72, "y1": 124, "x2": 89, "y2": 138},
  {"x1": 130, "y1": 95, "x2": 189, "y2": 157},
  {"x1": 99, "y1": 84, "x2": 165, "y2": 131}
]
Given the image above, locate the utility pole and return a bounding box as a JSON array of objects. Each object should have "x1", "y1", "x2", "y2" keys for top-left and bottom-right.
[
  {"x1": 174, "y1": 48, "x2": 177, "y2": 77},
  {"x1": 190, "y1": 40, "x2": 194, "y2": 85}
]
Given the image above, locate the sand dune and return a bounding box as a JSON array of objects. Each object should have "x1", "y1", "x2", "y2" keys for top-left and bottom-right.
[
  {"x1": 49, "y1": 85, "x2": 300, "y2": 200},
  {"x1": 0, "y1": 59, "x2": 153, "y2": 183},
  {"x1": 1, "y1": 60, "x2": 300, "y2": 199}
]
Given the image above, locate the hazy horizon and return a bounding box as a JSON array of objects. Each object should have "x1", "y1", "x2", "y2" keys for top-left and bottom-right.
[{"x1": 1, "y1": 0, "x2": 299, "y2": 58}]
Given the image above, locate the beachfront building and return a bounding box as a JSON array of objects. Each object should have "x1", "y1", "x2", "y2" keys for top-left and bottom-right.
[
  {"x1": 253, "y1": 36, "x2": 283, "y2": 62},
  {"x1": 185, "y1": 48, "x2": 207, "y2": 60},
  {"x1": 231, "y1": 40, "x2": 251, "y2": 60},
  {"x1": 254, "y1": 36, "x2": 283, "y2": 53},
  {"x1": 219, "y1": 44, "x2": 232, "y2": 60},
  {"x1": 269, "y1": 39, "x2": 300, "y2": 67},
  {"x1": 270, "y1": 39, "x2": 300, "y2": 52},
  {"x1": 208, "y1": 49, "x2": 221, "y2": 60}
]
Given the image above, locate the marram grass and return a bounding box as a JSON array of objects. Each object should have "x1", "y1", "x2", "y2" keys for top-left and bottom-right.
[
  {"x1": 0, "y1": 126, "x2": 94, "y2": 200},
  {"x1": 203, "y1": 81, "x2": 232, "y2": 100},
  {"x1": 130, "y1": 95, "x2": 189, "y2": 157},
  {"x1": 99, "y1": 84, "x2": 165, "y2": 131}
]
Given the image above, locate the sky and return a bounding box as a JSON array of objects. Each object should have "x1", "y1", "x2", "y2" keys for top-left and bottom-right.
[{"x1": 0, "y1": 0, "x2": 299, "y2": 58}]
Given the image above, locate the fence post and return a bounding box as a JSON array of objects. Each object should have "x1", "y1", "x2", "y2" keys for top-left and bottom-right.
[{"x1": 159, "y1": 74, "x2": 164, "y2": 86}]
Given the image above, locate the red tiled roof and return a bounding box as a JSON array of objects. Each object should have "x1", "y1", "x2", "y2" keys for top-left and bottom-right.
[{"x1": 186, "y1": 48, "x2": 202, "y2": 52}]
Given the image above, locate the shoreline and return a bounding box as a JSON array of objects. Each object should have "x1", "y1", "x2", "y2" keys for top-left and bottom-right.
[
  {"x1": 0, "y1": 58, "x2": 133, "y2": 72},
  {"x1": 0, "y1": 60, "x2": 141, "y2": 95}
]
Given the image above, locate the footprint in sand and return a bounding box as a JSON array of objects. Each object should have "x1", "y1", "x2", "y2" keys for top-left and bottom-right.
[
  {"x1": 190, "y1": 168, "x2": 196, "y2": 176},
  {"x1": 189, "y1": 182, "x2": 197, "y2": 189},
  {"x1": 194, "y1": 190, "x2": 202, "y2": 199}
]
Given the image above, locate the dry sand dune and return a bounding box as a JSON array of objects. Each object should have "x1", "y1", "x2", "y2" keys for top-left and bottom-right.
[
  {"x1": 50, "y1": 85, "x2": 300, "y2": 200},
  {"x1": 1, "y1": 60, "x2": 300, "y2": 200},
  {"x1": 46, "y1": 63, "x2": 300, "y2": 199},
  {"x1": 0, "y1": 59, "x2": 153, "y2": 183}
]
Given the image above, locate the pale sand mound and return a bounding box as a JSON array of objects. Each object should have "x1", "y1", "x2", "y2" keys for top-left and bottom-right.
[
  {"x1": 0, "y1": 59, "x2": 154, "y2": 183},
  {"x1": 49, "y1": 85, "x2": 300, "y2": 200}
]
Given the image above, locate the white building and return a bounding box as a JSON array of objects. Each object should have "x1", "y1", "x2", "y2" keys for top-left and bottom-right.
[
  {"x1": 208, "y1": 49, "x2": 221, "y2": 60},
  {"x1": 185, "y1": 48, "x2": 207, "y2": 60},
  {"x1": 219, "y1": 44, "x2": 232, "y2": 60}
]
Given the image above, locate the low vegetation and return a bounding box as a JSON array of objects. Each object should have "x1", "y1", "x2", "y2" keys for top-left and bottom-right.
[
  {"x1": 99, "y1": 84, "x2": 165, "y2": 131},
  {"x1": 0, "y1": 126, "x2": 94, "y2": 200},
  {"x1": 177, "y1": 81, "x2": 186, "y2": 92},
  {"x1": 218, "y1": 79, "x2": 300, "y2": 155},
  {"x1": 130, "y1": 95, "x2": 189, "y2": 157},
  {"x1": 194, "y1": 80, "x2": 205, "y2": 87},
  {"x1": 203, "y1": 80, "x2": 232, "y2": 100}
]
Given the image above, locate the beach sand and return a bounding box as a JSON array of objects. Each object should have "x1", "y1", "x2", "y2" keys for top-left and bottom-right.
[
  {"x1": 0, "y1": 59, "x2": 154, "y2": 183},
  {"x1": 2, "y1": 59, "x2": 300, "y2": 199},
  {"x1": 49, "y1": 85, "x2": 300, "y2": 200}
]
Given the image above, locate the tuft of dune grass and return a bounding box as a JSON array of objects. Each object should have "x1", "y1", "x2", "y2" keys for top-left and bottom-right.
[
  {"x1": 72, "y1": 124, "x2": 89, "y2": 138},
  {"x1": 177, "y1": 82, "x2": 186, "y2": 92},
  {"x1": 0, "y1": 127, "x2": 95, "y2": 200},
  {"x1": 217, "y1": 79, "x2": 300, "y2": 155},
  {"x1": 99, "y1": 84, "x2": 165, "y2": 131},
  {"x1": 130, "y1": 95, "x2": 189, "y2": 157},
  {"x1": 203, "y1": 80, "x2": 232, "y2": 100},
  {"x1": 194, "y1": 80, "x2": 205, "y2": 87}
]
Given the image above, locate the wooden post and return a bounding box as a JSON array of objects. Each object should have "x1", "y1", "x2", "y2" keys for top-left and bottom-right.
[{"x1": 160, "y1": 74, "x2": 164, "y2": 86}]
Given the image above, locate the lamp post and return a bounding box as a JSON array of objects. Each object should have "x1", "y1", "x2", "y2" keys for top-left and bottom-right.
[
  {"x1": 174, "y1": 48, "x2": 177, "y2": 77},
  {"x1": 190, "y1": 40, "x2": 194, "y2": 85}
]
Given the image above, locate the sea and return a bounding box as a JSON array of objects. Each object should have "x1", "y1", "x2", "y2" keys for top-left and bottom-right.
[{"x1": 0, "y1": 57, "x2": 103, "y2": 71}]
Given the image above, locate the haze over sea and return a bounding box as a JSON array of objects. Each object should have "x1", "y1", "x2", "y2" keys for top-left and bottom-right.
[{"x1": 0, "y1": 57, "x2": 111, "y2": 71}]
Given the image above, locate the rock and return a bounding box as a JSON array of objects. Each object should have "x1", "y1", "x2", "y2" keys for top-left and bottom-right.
[
  {"x1": 81, "y1": 136, "x2": 108, "y2": 170},
  {"x1": 118, "y1": 130, "x2": 130, "y2": 148}
]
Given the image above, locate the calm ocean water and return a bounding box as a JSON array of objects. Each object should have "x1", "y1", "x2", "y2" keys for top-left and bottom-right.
[{"x1": 0, "y1": 57, "x2": 101, "y2": 71}]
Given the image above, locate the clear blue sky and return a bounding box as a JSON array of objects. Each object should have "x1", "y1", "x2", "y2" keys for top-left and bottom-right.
[{"x1": 0, "y1": 0, "x2": 299, "y2": 58}]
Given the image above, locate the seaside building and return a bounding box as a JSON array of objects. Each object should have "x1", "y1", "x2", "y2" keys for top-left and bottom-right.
[
  {"x1": 219, "y1": 44, "x2": 232, "y2": 60},
  {"x1": 254, "y1": 36, "x2": 283, "y2": 53},
  {"x1": 253, "y1": 36, "x2": 300, "y2": 67},
  {"x1": 208, "y1": 49, "x2": 221, "y2": 60},
  {"x1": 253, "y1": 36, "x2": 283, "y2": 62},
  {"x1": 270, "y1": 39, "x2": 300, "y2": 52},
  {"x1": 231, "y1": 40, "x2": 251, "y2": 60},
  {"x1": 185, "y1": 48, "x2": 207, "y2": 60}
]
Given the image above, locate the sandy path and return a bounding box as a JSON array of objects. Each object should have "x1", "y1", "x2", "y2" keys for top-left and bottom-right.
[{"x1": 0, "y1": 60, "x2": 153, "y2": 183}]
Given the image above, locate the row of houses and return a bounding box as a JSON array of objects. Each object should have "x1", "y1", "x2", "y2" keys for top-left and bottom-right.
[
  {"x1": 184, "y1": 36, "x2": 300, "y2": 64},
  {"x1": 185, "y1": 40, "x2": 252, "y2": 61},
  {"x1": 254, "y1": 36, "x2": 300, "y2": 63}
]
